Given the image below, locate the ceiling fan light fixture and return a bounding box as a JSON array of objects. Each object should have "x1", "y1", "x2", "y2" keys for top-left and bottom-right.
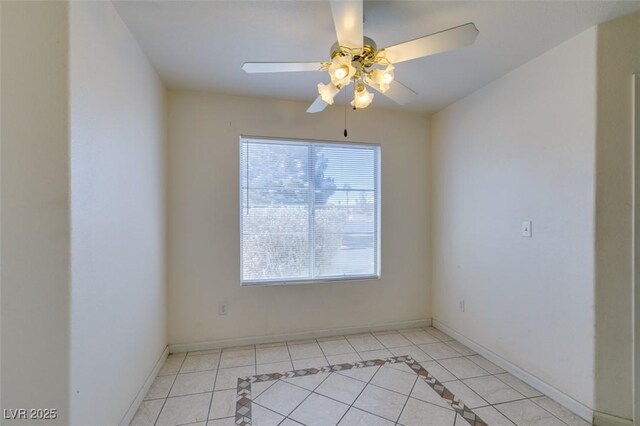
[
  {"x1": 241, "y1": 0, "x2": 478, "y2": 113},
  {"x1": 317, "y1": 82, "x2": 340, "y2": 104},
  {"x1": 367, "y1": 64, "x2": 395, "y2": 93},
  {"x1": 328, "y1": 55, "x2": 356, "y2": 86},
  {"x1": 351, "y1": 84, "x2": 374, "y2": 109}
]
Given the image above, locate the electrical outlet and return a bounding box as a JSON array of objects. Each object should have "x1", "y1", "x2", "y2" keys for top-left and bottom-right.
[
  {"x1": 218, "y1": 302, "x2": 228, "y2": 316},
  {"x1": 459, "y1": 299, "x2": 465, "y2": 313},
  {"x1": 522, "y1": 221, "x2": 532, "y2": 238}
]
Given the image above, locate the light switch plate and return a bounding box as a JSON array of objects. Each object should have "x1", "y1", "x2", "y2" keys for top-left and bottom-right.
[{"x1": 522, "y1": 221, "x2": 532, "y2": 238}]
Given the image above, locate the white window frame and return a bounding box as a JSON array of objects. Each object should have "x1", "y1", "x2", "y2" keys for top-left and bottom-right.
[{"x1": 239, "y1": 135, "x2": 381, "y2": 286}]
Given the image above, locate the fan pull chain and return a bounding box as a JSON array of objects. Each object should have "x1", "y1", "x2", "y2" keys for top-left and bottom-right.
[{"x1": 344, "y1": 90, "x2": 348, "y2": 138}]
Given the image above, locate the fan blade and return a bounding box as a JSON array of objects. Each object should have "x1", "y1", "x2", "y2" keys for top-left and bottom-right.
[
  {"x1": 330, "y1": 0, "x2": 363, "y2": 49},
  {"x1": 242, "y1": 62, "x2": 323, "y2": 73},
  {"x1": 307, "y1": 96, "x2": 329, "y2": 113},
  {"x1": 369, "y1": 80, "x2": 417, "y2": 105},
  {"x1": 382, "y1": 23, "x2": 479, "y2": 64}
]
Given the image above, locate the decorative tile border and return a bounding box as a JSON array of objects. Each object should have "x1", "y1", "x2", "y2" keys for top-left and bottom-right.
[{"x1": 235, "y1": 355, "x2": 487, "y2": 426}]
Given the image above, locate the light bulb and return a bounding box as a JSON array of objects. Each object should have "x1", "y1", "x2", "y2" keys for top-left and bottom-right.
[
  {"x1": 350, "y1": 85, "x2": 374, "y2": 109},
  {"x1": 317, "y1": 82, "x2": 340, "y2": 105},
  {"x1": 367, "y1": 65, "x2": 394, "y2": 93},
  {"x1": 328, "y1": 55, "x2": 355, "y2": 86},
  {"x1": 334, "y1": 65, "x2": 348, "y2": 80},
  {"x1": 382, "y1": 65, "x2": 393, "y2": 84}
]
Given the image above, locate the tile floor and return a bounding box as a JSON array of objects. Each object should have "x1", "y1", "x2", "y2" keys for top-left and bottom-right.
[{"x1": 131, "y1": 327, "x2": 591, "y2": 426}]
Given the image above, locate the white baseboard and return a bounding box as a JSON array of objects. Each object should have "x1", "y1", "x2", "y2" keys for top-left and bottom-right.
[
  {"x1": 119, "y1": 345, "x2": 169, "y2": 426},
  {"x1": 432, "y1": 320, "x2": 594, "y2": 423},
  {"x1": 592, "y1": 411, "x2": 633, "y2": 426},
  {"x1": 168, "y1": 319, "x2": 432, "y2": 353}
]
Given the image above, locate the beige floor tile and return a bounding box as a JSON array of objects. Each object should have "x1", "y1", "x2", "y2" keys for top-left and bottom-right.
[
  {"x1": 375, "y1": 332, "x2": 412, "y2": 348},
  {"x1": 387, "y1": 361, "x2": 418, "y2": 374},
  {"x1": 256, "y1": 346, "x2": 290, "y2": 364},
  {"x1": 326, "y1": 353, "x2": 362, "y2": 365},
  {"x1": 370, "y1": 366, "x2": 418, "y2": 395},
  {"x1": 251, "y1": 380, "x2": 277, "y2": 398},
  {"x1": 400, "y1": 330, "x2": 440, "y2": 345},
  {"x1": 287, "y1": 342, "x2": 324, "y2": 360},
  {"x1": 180, "y1": 353, "x2": 220, "y2": 373},
  {"x1": 290, "y1": 393, "x2": 349, "y2": 426},
  {"x1": 158, "y1": 356, "x2": 184, "y2": 376},
  {"x1": 358, "y1": 348, "x2": 393, "y2": 360},
  {"x1": 418, "y1": 342, "x2": 463, "y2": 360},
  {"x1": 410, "y1": 378, "x2": 454, "y2": 410},
  {"x1": 455, "y1": 413, "x2": 470, "y2": 425},
  {"x1": 130, "y1": 399, "x2": 164, "y2": 425},
  {"x1": 251, "y1": 404, "x2": 285, "y2": 426},
  {"x1": 398, "y1": 397, "x2": 457, "y2": 426},
  {"x1": 282, "y1": 371, "x2": 330, "y2": 391},
  {"x1": 169, "y1": 370, "x2": 216, "y2": 396},
  {"x1": 353, "y1": 384, "x2": 408, "y2": 422},
  {"x1": 443, "y1": 380, "x2": 489, "y2": 409},
  {"x1": 390, "y1": 346, "x2": 432, "y2": 362},
  {"x1": 423, "y1": 327, "x2": 454, "y2": 341},
  {"x1": 423, "y1": 361, "x2": 457, "y2": 382},
  {"x1": 319, "y1": 339, "x2": 357, "y2": 355},
  {"x1": 338, "y1": 407, "x2": 395, "y2": 425},
  {"x1": 464, "y1": 376, "x2": 525, "y2": 404},
  {"x1": 316, "y1": 371, "x2": 367, "y2": 404},
  {"x1": 292, "y1": 356, "x2": 328, "y2": 370},
  {"x1": 156, "y1": 393, "x2": 211, "y2": 426},
  {"x1": 346, "y1": 334, "x2": 385, "y2": 352},
  {"x1": 254, "y1": 380, "x2": 310, "y2": 416},
  {"x1": 219, "y1": 348, "x2": 255, "y2": 368},
  {"x1": 214, "y1": 365, "x2": 255, "y2": 390},
  {"x1": 207, "y1": 417, "x2": 236, "y2": 426},
  {"x1": 256, "y1": 360, "x2": 293, "y2": 375},
  {"x1": 438, "y1": 357, "x2": 490, "y2": 379},
  {"x1": 473, "y1": 405, "x2": 517, "y2": 425},
  {"x1": 144, "y1": 375, "x2": 175, "y2": 400},
  {"x1": 466, "y1": 355, "x2": 505, "y2": 374},
  {"x1": 445, "y1": 340, "x2": 476, "y2": 356},
  {"x1": 531, "y1": 397, "x2": 591, "y2": 426},
  {"x1": 336, "y1": 365, "x2": 380, "y2": 383},
  {"x1": 279, "y1": 419, "x2": 304, "y2": 426},
  {"x1": 496, "y1": 373, "x2": 543, "y2": 398},
  {"x1": 495, "y1": 399, "x2": 566, "y2": 425},
  {"x1": 208, "y1": 389, "x2": 237, "y2": 420}
]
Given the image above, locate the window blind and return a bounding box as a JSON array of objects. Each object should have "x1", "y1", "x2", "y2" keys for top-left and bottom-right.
[{"x1": 240, "y1": 137, "x2": 380, "y2": 284}]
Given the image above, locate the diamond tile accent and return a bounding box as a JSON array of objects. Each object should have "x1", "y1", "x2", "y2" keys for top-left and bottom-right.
[
  {"x1": 140, "y1": 327, "x2": 588, "y2": 426},
  {"x1": 235, "y1": 356, "x2": 487, "y2": 425}
]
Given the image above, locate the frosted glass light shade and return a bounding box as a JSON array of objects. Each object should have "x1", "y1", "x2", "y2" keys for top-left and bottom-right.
[
  {"x1": 351, "y1": 86, "x2": 374, "y2": 109},
  {"x1": 328, "y1": 55, "x2": 356, "y2": 86},
  {"x1": 317, "y1": 82, "x2": 340, "y2": 104}
]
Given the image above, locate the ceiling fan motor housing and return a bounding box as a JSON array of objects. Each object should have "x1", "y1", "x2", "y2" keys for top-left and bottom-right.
[{"x1": 330, "y1": 36, "x2": 378, "y2": 64}]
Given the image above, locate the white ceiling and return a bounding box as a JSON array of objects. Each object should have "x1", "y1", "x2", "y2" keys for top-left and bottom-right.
[{"x1": 113, "y1": 1, "x2": 640, "y2": 113}]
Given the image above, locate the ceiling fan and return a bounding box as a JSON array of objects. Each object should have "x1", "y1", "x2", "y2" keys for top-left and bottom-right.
[{"x1": 242, "y1": 0, "x2": 478, "y2": 113}]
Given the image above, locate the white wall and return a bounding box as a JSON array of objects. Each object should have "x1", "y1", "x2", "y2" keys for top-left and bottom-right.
[
  {"x1": 167, "y1": 90, "x2": 430, "y2": 345},
  {"x1": 430, "y1": 28, "x2": 597, "y2": 411},
  {"x1": 593, "y1": 12, "x2": 640, "y2": 424},
  {"x1": 69, "y1": 2, "x2": 166, "y2": 424},
  {"x1": 1, "y1": 2, "x2": 71, "y2": 423}
]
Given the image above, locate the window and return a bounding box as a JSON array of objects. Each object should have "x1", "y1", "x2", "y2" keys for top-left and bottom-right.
[{"x1": 240, "y1": 136, "x2": 380, "y2": 285}]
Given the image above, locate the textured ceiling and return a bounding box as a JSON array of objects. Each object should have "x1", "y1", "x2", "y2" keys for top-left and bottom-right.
[{"x1": 113, "y1": 1, "x2": 640, "y2": 113}]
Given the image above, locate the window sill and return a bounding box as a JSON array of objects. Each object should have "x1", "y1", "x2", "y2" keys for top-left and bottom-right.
[{"x1": 240, "y1": 275, "x2": 381, "y2": 287}]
